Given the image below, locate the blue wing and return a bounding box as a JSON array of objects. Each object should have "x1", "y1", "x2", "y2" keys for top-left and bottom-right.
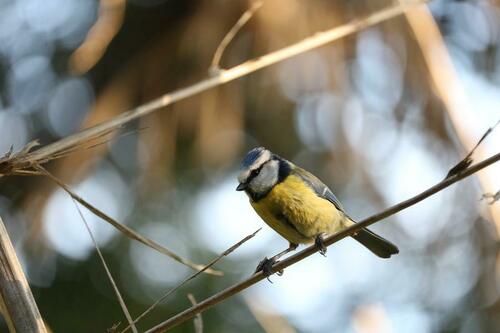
[{"x1": 292, "y1": 166, "x2": 345, "y2": 213}]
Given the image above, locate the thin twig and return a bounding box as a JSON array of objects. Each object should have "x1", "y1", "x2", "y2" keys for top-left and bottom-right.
[
  {"x1": 120, "y1": 228, "x2": 261, "y2": 333},
  {"x1": 144, "y1": 151, "x2": 500, "y2": 333},
  {"x1": 446, "y1": 119, "x2": 500, "y2": 178},
  {"x1": 210, "y1": 0, "x2": 263, "y2": 73},
  {"x1": 37, "y1": 166, "x2": 222, "y2": 276},
  {"x1": 13, "y1": 1, "x2": 424, "y2": 172},
  {"x1": 71, "y1": 199, "x2": 138, "y2": 333},
  {"x1": 480, "y1": 190, "x2": 500, "y2": 205},
  {"x1": 187, "y1": 294, "x2": 203, "y2": 333}
]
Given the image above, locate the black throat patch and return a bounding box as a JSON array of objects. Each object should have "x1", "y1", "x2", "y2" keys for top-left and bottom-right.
[{"x1": 277, "y1": 156, "x2": 292, "y2": 183}]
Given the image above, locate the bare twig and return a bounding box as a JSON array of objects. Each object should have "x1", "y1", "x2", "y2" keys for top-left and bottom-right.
[
  {"x1": 187, "y1": 294, "x2": 203, "y2": 333},
  {"x1": 446, "y1": 120, "x2": 500, "y2": 178},
  {"x1": 37, "y1": 166, "x2": 222, "y2": 276},
  {"x1": 108, "y1": 322, "x2": 121, "y2": 333},
  {"x1": 210, "y1": 0, "x2": 263, "y2": 73},
  {"x1": 7, "y1": 0, "x2": 424, "y2": 174},
  {"x1": 481, "y1": 190, "x2": 500, "y2": 205},
  {"x1": 145, "y1": 152, "x2": 500, "y2": 333},
  {"x1": 72, "y1": 199, "x2": 138, "y2": 333},
  {"x1": 120, "y1": 228, "x2": 260, "y2": 333},
  {"x1": 0, "y1": 216, "x2": 47, "y2": 333}
]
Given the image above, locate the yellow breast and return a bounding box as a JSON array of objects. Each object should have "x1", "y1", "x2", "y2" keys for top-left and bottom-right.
[{"x1": 250, "y1": 174, "x2": 348, "y2": 244}]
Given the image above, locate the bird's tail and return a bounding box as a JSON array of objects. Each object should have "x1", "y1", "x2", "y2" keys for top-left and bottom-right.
[{"x1": 352, "y1": 228, "x2": 399, "y2": 259}]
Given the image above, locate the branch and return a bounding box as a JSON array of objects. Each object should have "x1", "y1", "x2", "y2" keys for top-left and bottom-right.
[
  {"x1": 187, "y1": 294, "x2": 203, "y2": 333},
  {"x1": 9, "y1": 0, "x2": 424, "y2": 173},
  {"x1": 38, "y1": 166, "x2": 222, "y2": 276},
  {"x1": 481, "y1": 190, "x2": 500, "y2": 205},
  {"x1": 446, "y1": 119, "x2": 500, "y2": 178},
  {"x1": 210, "y1": 0, "x2": 263, "y2": 73},
  {"x1": 119, "y1": 228, "x2": 260, "y2": 333},
  {"x1": 144, "y1": 152, "x2": 500, "y2": 333},
  {"x1": 0, "y1": 216, "x2": 48, "y2": 333},
  {"x1": 72, "y1": 200, "x2": 138, "y2": 333}
]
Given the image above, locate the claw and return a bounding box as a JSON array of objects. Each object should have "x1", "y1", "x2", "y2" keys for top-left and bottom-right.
[
  {"x1": 315, "y1": 233, "x2": 327, "y2": 256},
  {"x1": 255, "y1": 257, "x2": 275, "y2": 275},
  {"x1": 255, "y1": 257, "x2": 280, "y2": 282}
]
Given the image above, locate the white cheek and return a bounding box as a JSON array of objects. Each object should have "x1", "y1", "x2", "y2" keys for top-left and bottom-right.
[{"x1": 250, "y1": 164, "x2": 278, "y2": 193}]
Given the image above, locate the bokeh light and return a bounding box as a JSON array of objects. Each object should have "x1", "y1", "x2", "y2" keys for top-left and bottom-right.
[{"x1": 0, "y1": 1, "x2": 499, "y2": 332}]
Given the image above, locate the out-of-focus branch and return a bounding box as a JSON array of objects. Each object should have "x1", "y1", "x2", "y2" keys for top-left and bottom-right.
[
  {"x1": 145, "y1": 152, "x2": 500, "y2": 333},
  {"x1": 1, "y1": 0, "x2": 425, "y2": 176},
  {"x1": 69, "y1": 0, "x2": 126, "y2": 74},
  {"x1": 210, "y1": 0, "x2": 263, "y2": 73},
  {"x1": 403, "y1": 4, "x2": 500, "y2": 234},
  {"x1": 0, "y1": 216, "x2": 47, "y2": 333},
  {"x1": 244, "y1": 294, "x2": 296, "y2": 333}
]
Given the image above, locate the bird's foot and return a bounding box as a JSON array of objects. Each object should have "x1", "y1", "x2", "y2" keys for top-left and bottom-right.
[
  {"x1": 255, "y1": 257, "x2": 283, "y2": 282},
  {"x1": 315, "y1": 234, "x2": 327, "y2": 257}
]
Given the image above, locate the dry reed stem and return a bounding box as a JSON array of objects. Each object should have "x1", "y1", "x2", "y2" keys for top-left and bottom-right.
[
  {"x1": 187, "y1": 294, "x2": 203, "y2": 333},
  {"x1": 3, "y1": 0, "x2": 425, "y2": 177},
  {"x1": 72, "y1": 199, "x2": 138, "y2": 333},
  {"x1": 38, "y1": 166, "x2": 221, "y2": 276},
  {"x1": 0, "y1": 216, "x2": 47, "y2": 333}
]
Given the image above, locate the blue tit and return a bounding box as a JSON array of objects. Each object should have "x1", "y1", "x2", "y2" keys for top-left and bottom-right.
[{"x1": 236, "y1": 147, "x2": 398, "y2": 275}]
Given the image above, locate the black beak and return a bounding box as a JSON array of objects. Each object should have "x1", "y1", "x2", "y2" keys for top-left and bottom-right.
[{"x1": 236, "y1": 183, "x2": 247, "y2": 191}]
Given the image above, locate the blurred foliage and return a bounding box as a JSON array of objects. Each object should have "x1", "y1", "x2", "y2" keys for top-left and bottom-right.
[{"x1": 0, "y1": 0, "x2": 499, "y2": 332}]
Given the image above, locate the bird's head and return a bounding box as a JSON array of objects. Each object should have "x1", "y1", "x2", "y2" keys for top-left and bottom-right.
[{"x1": 236, "y1": 147, "x2": 280, "y2": 198}]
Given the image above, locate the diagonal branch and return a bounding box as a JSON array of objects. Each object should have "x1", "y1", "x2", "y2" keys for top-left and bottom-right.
[
  {"x1": 446, "y1": 120, "x2": 499, "y2": 178},
  {"x1": 144, "y1": 151, "x2": 500, "y2": 333},
  {"x1": 37, "y1": 166, "x2": 222, "y2": 276},
  {"x1": 72, "y1": 199, "x2": 138, "y2": 333},
  {"x1": 12, "y1": 0, "x2": 425, "y2": 172},
  {"x1": 119, "y1": 228, "x2": 260, "y2": 333}
]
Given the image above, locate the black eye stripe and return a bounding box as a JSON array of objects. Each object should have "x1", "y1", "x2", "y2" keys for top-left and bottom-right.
[{"x1": 248, "y1": 164, "x2": 264, "y2": 181}]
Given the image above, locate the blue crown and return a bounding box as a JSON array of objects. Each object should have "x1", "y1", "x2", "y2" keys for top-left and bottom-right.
[{"x1": 241, "y1": 147, "x2": 266, "y2": 168}]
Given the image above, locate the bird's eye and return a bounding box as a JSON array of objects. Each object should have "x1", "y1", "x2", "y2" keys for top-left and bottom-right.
[{"x1": 251, "y1": 168, "x2": 260, "y2": 178}]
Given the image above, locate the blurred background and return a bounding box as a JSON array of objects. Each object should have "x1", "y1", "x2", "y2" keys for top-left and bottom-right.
[{"x1": 0, "y1": 0, "x2": 499, "y2": 332}]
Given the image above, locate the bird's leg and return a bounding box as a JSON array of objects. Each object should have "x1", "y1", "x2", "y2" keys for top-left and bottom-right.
[
  {"x1": 255, "y1": 242, "x2": 298, "y2": 278},
  {"x1": 315, "y1": 233, "x2": 327, "y2": 256}
]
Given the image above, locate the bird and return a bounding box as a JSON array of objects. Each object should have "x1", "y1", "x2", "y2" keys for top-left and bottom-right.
[{"x1": 236, "y1": 147, "x2": 399, "y2": 276}]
